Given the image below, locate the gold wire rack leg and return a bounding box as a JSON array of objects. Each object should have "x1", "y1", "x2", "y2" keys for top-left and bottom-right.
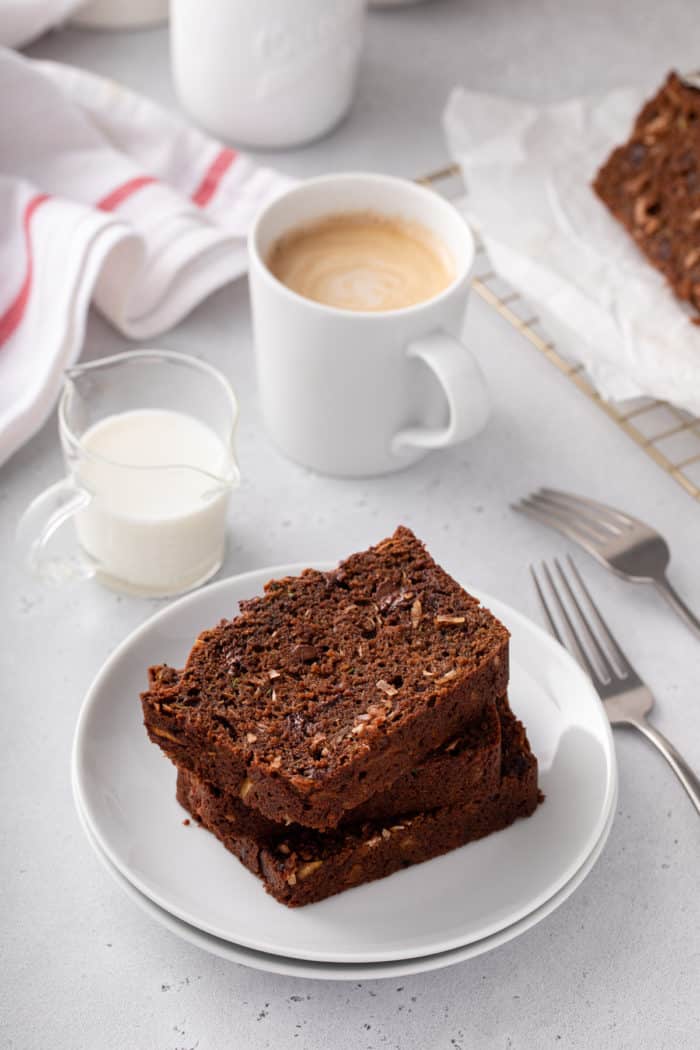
[{"x1": 418, "y1": 166, "x2": 700, "y2": 503}]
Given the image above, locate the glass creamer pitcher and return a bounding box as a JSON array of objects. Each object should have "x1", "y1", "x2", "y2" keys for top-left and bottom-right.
[{"x1": 18, "y1": 350, "x2": 240, "y2": 598}]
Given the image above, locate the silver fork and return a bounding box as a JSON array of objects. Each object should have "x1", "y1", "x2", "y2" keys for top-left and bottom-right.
[
  {"x1": 532, "y1": 556, "x2": 700, "y2": 815},
  {"x1": 514, "y1": 488, "x2": 700, "y2": 640}
]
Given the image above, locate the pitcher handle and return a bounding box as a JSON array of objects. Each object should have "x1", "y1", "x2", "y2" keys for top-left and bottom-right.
[{"x1": 16, "y1": 479, "x2": 94, "y2": 584}]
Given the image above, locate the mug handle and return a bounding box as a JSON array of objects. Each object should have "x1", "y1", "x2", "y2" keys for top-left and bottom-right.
[
  {"x1": 16, "y1": 479, "x2": 94, "y2": 584},
  {"x1": 392, "y1": 330, "x2": 490, "y2": 453}
]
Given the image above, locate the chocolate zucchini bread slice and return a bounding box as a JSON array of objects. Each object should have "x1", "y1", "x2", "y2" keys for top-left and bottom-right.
[
  {"x1": 593, "y1": 71, "x2": 700, "y2": 316},
  {"x1": 142, "y1": 527, "x2": 509, "y2": 830},
  {"x1": 177, "y1": 700, "x2": 502, "y2": 845},
  {"x1": 176, "y1": 697, "x2": 540, "y2": 907},
  {"x1": 345, "y1": 699, "x2": 501, "y2": 825}
]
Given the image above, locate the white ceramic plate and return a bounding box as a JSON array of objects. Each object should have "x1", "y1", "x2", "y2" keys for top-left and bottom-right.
[
  {"x1": 73, "y1": 564, "x2": 616, "y2": 964},
  {"x1": 74, "y1": 783, "x2": 617, "y2": 981}
]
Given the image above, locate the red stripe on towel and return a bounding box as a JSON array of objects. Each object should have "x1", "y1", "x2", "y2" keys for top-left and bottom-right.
[
  {"x1": 97, "y1": 175, "x2": 157, "y2": 211},
  {"x1": 0, "y1": 193, "x2": 51, "y2": 348},
  {"x1": 191, "y1": 148, "x2": 238, "y2": 207}
]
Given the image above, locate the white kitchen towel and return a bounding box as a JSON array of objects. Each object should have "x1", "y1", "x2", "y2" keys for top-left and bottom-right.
[
  {"x1": 0, "y1": 48, "x2": 295, "y2": 466},
  {"x1": 0, "y1": 0, "x2": 82, "y2": 49},
  {"x1": 443, "y1": 81, "x2": 700, "y2": 415}
]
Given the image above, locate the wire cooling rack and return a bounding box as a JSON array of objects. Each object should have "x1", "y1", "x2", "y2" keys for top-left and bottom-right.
[{"x1": 419, "y1": 164, "x2": 700, "y2": 503}]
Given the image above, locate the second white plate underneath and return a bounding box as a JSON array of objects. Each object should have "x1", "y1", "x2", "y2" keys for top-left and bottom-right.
[
  {"x1": 73, "y1": 564, "x2": 616, "y2": 964},
  {"x1": 74, "y1": 783, "x2": 617, "y2": 981}
]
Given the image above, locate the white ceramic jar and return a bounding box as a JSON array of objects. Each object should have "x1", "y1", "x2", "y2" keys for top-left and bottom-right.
[{"x1": 170, "y1": 0, "x2": 367, "y2": 149}]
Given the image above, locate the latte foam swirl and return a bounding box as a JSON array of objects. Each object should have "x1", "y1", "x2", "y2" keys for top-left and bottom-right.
[{"x1": 267, "y1": 212, "x2": 455, "y2": 312}]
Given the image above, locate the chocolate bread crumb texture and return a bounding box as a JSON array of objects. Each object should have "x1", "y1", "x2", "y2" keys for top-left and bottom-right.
[
  {"x1": 142, "y1": 526, "x2": 509, "y2": 830},
  {"x1": 593, "y1": 71, "x2": 700, "y2": 318},
  {"x1": 180, "y1": 701, "x2": 502, "y2": 842},
  {"x1": 176, "y1": 697, "x2": 541, "y2": 907}
]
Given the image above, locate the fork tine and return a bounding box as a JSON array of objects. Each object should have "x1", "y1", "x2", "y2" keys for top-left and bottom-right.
[
  {"x1": 530, "y1": 564, "x2": 564, "y2": 645},
  {"x1": 565, "y1": 555, "x2": 634, "y2": 677},
  {"x1": 552, "y1": 558, "x2": 617, "y2": 683},
  {"x1": 514, "y1": 499, "x2": 607, "y2": 555},
  {"x1": 533, "y1": 490, "x2": 623, "y2": 538},
  {"x1": 536, "y1": 561, "x2": 605, "y2": 687},
  {"x1": 538, "y1": 488, "x2": 636, "y2": 531},
  {"x1": 527, "y1": 494, "x2": 615, "y2": 543}
]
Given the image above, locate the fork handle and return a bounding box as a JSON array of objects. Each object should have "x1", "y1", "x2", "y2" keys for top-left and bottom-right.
[
  {"x1": 629, "y1": 717, "x2": 700, "y2": 815},
  {"x1": 654, "y1": 577, "x2": 700, "y2": 641}
]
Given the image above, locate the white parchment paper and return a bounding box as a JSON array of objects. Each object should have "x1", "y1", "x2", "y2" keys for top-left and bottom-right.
[{"x1": 443, "y1": 84, "x2": 700, "y2": 414}]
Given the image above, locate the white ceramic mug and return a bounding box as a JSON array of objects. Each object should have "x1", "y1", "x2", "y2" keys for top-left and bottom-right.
[
  {"x1": 170, "y1": 0, "x2": 366, "y2": 149},
  {"x1": 248, "y1": 173, "x2": 490, "y2": 477}
]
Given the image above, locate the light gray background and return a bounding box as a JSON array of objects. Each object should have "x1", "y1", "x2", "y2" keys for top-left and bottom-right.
[{"x1": 3, "y1": 2, "x2": 700, "y2": 1047}]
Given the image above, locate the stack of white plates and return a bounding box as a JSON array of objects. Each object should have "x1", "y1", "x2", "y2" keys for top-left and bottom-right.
[{"x1": 72, "y1": 565, "x2": 617, "y2": 980}]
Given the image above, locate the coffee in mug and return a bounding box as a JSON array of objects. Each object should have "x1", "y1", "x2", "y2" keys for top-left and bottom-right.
[{"x1": 266, "y1": 211, "x2": 455, "y2": 312}]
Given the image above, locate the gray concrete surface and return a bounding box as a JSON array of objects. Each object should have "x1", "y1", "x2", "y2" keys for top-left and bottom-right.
[{"x1": 2, "y1": 2, "x2": 699, "y2": 1047}]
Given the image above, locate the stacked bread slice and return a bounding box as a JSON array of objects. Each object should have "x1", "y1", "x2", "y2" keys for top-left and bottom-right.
[{"x1": 141, "y1": 527, "x2": 541, "y2": 907}]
